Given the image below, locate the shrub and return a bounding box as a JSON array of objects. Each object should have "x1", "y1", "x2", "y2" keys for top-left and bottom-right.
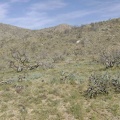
[
  {"x1": 99, "y1": 48, "x2": 120, "y2": 68},
  {"x1": 52, "y1": 53, "x2": 64, "y2": 63},
  {"x1": 85, "y1": 73, "x2": 120, "y2": 98},
  {"x1": 111, "y1": 75, "x2": 120, "y2": 92},
  {"x1": 85, "y1": 73, "x2": 110, "y2": 98}
]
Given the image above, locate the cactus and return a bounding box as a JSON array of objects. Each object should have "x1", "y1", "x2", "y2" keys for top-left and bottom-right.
[{"x1": 85, "y1": 73, "x2": 110, "y2": 98}]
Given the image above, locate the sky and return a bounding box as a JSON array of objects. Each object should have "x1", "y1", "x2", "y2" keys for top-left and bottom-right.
[{"x1": 0, "y1": 0, "x2": 120, "y2": 29}]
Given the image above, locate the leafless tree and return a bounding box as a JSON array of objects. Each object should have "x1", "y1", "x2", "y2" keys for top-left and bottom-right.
[{"x1": 9, "y1": 48, "x2": 29, "y2": 72}]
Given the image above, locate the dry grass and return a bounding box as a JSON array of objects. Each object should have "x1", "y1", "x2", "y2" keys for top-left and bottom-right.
[{"x1": 0, "y1": 59, "x2": 120, "y2": 120}]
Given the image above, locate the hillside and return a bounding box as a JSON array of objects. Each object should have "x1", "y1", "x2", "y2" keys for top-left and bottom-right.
[
  {"x1": 0, "y1": 18, "x2": 120, "y2": 70},
  {"x1": 0, "y1": 18, "x2": 120, "y2": 120}
]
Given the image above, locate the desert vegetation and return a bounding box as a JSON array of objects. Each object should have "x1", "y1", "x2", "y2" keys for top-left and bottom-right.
[{"x1": 0, "y1": 18, "x2": 120, "y2": 120}]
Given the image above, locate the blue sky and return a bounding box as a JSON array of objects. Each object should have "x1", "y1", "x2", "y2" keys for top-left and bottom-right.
[{"x1": 0, "y1": 0, "x2": 120, "y2": 29}]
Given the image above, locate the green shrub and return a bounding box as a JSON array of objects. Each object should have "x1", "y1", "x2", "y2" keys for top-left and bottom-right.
[
  {"x1": 85, "y1": 73, "x2": 110, "y2": 98},
  {"x1": 85, "y1": 73, "x2": 120, "y2": 98}
]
